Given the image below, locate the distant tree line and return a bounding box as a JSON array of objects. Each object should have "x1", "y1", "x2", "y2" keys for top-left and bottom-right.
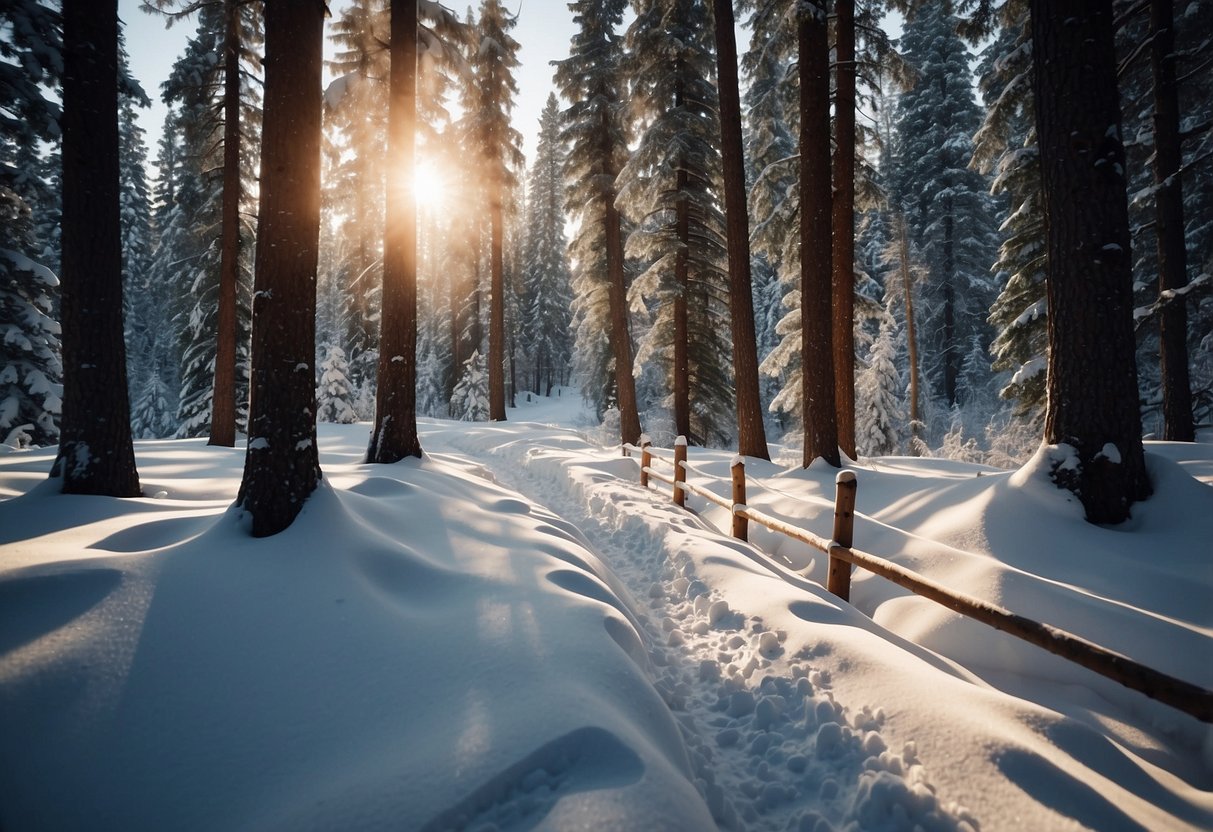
[{"x1": 2, "y1": 0, "x2": 1210, "y2": 528}]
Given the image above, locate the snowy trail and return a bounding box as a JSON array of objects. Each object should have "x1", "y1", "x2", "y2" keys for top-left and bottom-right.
[{"x1": 425, "y1": 417, "x2": 978, "y2": 832}]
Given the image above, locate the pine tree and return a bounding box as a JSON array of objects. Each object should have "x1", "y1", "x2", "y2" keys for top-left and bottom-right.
[
  {"x1": 366, "y1": 0, "x2": 465, "y2": 461},
  {"x1": 798, "y1": 0, "x2": 839, "y2": 467},
  {"x1": 521, "y1": 94, "x2": 573, "y2": 397},
  {"x1": 1146, "y1": 0, "x2": 1195, "y2": 440},
  {"x1": 317, "y1": 344, "x2": 358, "y2": 424},
  {"x1": 1030, "y1": 0, "x2": 1151, "y2": 523},
  {"x1": 890, "y1": 3, "x2": 1000, "y2": 418},
  {"x1": 151, "y1": 4, "x2": 260, "y2": 443},
  {"x1": 54, "y1": 0, "x2": 140, "y2": 496},
  {"x1": 972, "y1": 3, "x2": 1047, "y2": 424},
  {"x1": 554, "y1": 0, "x2": 642, "y2": 444},
  {"x1": 140, "y1": 113, "x2": 193, "y2": 437},
  {"x1": 118, "y1": 37, "x2": 156, "y2": 437},
  {"x1": 745, "y1": 0, "x2": 802, "y2": 430},
  {"x1": 450, "y1": 349, "x2": 489, "y2": 420},
  {"x1": 326, "y1": 0, "x2": 388, "y2": 398},
  {"x1": 711, "y1": 0, "x2": 768, "y2": 459},
  {"x1": 0, "y1": 223, "x2": 62, "y2": 448},
  {"x1": 368, "y1": 0, "x2": 425, "y2": 462},
  {"x1": 0, "y1": 1, "x2": 62, "y2": 448},
  {"x1": 620, "y1": 0, "x2": 732, "y2": 446},
  {"x1": 147, "y1": 0, "x2": 263, "y2": 447},
  {"x1": 236, "y1": 0, "x2": 323, "y2": 537},
  {"x1": 855, "y1": 307, "x2": 902, "y2": 457},
  {"x1": 832, "y1": 0, "x2": 858, "y2": 458},
  {"x1": 470, "y1": 0, "x2": 522, "y2": 422}
]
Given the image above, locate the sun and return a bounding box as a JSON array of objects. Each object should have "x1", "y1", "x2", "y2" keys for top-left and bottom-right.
[{"x1": 412, "y1": 164, "x2": 446, "y2": 211}]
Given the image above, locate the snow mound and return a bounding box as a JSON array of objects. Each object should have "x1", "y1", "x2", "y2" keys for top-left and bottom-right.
[{"x1": 0, "y1": 442, "x2": 713, "y2": 831}]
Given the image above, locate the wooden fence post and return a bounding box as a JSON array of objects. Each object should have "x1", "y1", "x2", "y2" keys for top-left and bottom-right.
[
  {"x1": 828, "y1": 470, "x2": 857, "y2": 601},
  {"x1": 673, "y1": 436, "x2": 687, "y2": 507},
  {"x1": 731, "y1": 456, "x2": 747, "y2": 541},
  {"x1": 640, "y1": 434, "x2": 651, "y2": 488}
]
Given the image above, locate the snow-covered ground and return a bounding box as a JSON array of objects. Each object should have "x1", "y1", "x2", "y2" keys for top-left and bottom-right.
[{"x1": 1, "y1": 391, "x2": 1210, "y2": 831}]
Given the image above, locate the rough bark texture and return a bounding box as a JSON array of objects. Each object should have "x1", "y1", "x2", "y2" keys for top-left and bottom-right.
[
  {"x1": 601, "y1": 112, "x2": 642, "y2": 447},
  {"x1": 897, "y1": 213, "x2": 923, "y2": 452},
  {"x1": 942, "y1": 209, "x2": 957, "y2": 407},
  {"x1": 209, "y1": 0, "x2": 242, "y2": 448},
  {"x1": 488, "y1": 198, "x2": 507, "y2": 420},
  {"x1": 713, "y1": 0, "x2": 769, "y2": 460},
  {"x1": 830, "y1": 0, "x2": 857, "y2": 459},
  {"x1": 1150, "y1": 0, "x2": 1195, "y2": 441},
  {"x1": 369, "y1": 0, "x2": 424, "y2": 459},
  {"x1": 1030, "y1": 0, "x2": 1151, "y2": 523},
  {"x1": 674, "y1": 160, "x2": 691, "y2": 442},
  {"x1": 56, "y1": 0, "x2": 141, "y2": 497},
  {"x1": 236, "y1": 0, "x2": 324, "y2": 536},
  {"x1": 799, "y1": 2, "x2": 840, "y2": 468}
]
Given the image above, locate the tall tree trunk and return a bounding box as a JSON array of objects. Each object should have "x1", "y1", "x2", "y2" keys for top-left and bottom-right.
[
  {"x1": 942, "y1": 206, "x2": 958, "y2": 407},
  {"x1": 674, "y1": 162, "x2": 692, "y2": 442},
  {"x1": 488, "y1": 198, "x2": 507, "y2": 420},
  {"x1": 55, "y1": 0, "x2": 140, "y2": 497},
  {"x1": 1030, "y1": 0, "x2": 1150, "y2": 524},
  {"x1": 601, "y1": 113, "x2": 642, "y2": 446},
  {"x1": 448, "y1": 256, "x2": 459, "y2": 404},
  {"x1": 831, "y1": 0, "x2": 857, "y2": 459},
  {"x1": 799, "y1": 1, "x2": 840, "y2": 468},
  {"x1": 1150, "y1": 0, "x2": 1195, "y2": 441},
  {"x1": 369, "y1": 0, "x2": 423, "y2": 460},
  {"x1": 209, "y1": 0, "x2": 242, "y2": 448},
  {"x1": 354, "y1": 164, "x2": 372, "y2": 389},
  {"x1": 712, "y1": 0, "x2": 769, "y2": 460},
  {"x1": 897, "y1": 213, "x2": 923, "y2": 453},
  {"x1": 508, "y1": 325, "x2": 517, "y2": 408},
  {"x1": 237, "y1": 0, "x2": 324, "y2": 536}
]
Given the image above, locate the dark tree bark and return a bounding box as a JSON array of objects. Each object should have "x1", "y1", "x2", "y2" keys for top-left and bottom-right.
[
  {"x1": 897, "y1": 213, "x2": 924, "y2": 453},
  {"x1": 601, "y1": 111, "x2": 642, "y2": 447},
  {"x1": 209, "y1": 0, "x2": 242, "y2": 448},
  {"x1": 236, "y1": 0, "x2": 324, "y2": 536},
  {"x1": 943, "y1": 208, "x2": 957, "y2": 407},
  {"x1": 1149, "y1": 0, "x2": 1195, "y2": 441},
  {"x1": 712, "y1": 0, "x2": 769, "y2": 460},
  {"x1": 674, "y1": 152, "x2": 691, "y2": 442},
  {"x1": 54, "y1": 0, "x2": 141, "y2": 497},
  {"x1": 799, "y1": 1, "x2": 840, "y2": 468},
  {"x1": 368, "y1": 0, "x2": 424, "y2": 460},
  {"x1": 1030, "y1": 0, "x2": 1151, "y2": 523},
  {"x1": 831, "y1": 0, "x2": 857, "y2": 460},
  {"x1": 488, "y1": 198, "x2": 506, "y2": 420}
]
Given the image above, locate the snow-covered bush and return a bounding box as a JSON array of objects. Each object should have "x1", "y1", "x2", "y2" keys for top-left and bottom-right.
[
  {"x1": 316, "y1": 344, "x2": 357, "y2": 424},
  {"x1": 450, "y1": 350, "x2": 488, "y2": 421}
]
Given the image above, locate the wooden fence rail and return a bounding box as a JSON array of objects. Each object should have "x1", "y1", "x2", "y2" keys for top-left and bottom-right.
[{"x1": 624, "y1": 436, "x2": 1213, "y2": 724}]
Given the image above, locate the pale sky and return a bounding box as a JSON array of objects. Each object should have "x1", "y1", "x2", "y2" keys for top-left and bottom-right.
[{"x1": 118, "y1": 0, "x2": 578, "y2": 179}]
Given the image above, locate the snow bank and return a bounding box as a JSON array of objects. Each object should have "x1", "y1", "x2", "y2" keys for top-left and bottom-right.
[{"x1": 0, "y1": 434, "x2": 713, "y2": 831}]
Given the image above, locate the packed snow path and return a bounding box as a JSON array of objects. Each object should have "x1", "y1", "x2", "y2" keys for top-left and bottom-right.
[{"x1": 425, "y1": 415, "x2": 979, "y2": 832}]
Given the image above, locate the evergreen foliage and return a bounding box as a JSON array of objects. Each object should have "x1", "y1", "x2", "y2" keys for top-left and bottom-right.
[
  {"x1": 316, "y1": 344, "x2": 358, "y2": 424},
  {"x1": 553, "y1": 0, "x2": 632, "y2": 420},
  {"x1": 520, "y1": 94, "x2": 573, "y2": 396},
  {"x1": 0, "y1": 1, "x2": 63, "y2": 447},
  {"x1": 619, "y1": 0, "x2": 732, "y2": 446},
  {"x1": 117, "y1": 38, "x2": 160, "y2": 437},
  {"x1": 450, "y1": 349, "x2": 489, "y2": 421},
  {"x1": 890, "y1": 3, "x2": 1000, "y2": 425},
  {"x1": 326, "y1": 0, "x2": 388, "y2": 400},
  {"x1": 855, "y1": 307, "x2": 903, "y2": 456},
  {"x1": 148, "y1": 1, "x2": 261, "y2": 439}
]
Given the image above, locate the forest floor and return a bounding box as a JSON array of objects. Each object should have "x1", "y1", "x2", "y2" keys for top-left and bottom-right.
[{"x1": 1, "y1": 390, "x2": 1211, "y2": 830}]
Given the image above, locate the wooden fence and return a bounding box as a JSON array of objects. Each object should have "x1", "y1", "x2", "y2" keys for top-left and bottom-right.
[{"x1": 624, "y1": 436, "x2": 1213, "y2": 724}]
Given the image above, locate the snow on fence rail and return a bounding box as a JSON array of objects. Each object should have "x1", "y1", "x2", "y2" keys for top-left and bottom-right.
[{"x1": 622, "y1": 436, "x2": 1213, "y2": 724}]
